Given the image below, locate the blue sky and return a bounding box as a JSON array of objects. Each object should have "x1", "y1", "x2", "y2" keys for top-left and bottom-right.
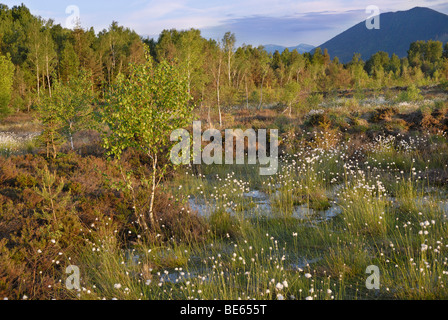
[{"x1": 2, "y1": 0, "x2": 448, "y2": 46}]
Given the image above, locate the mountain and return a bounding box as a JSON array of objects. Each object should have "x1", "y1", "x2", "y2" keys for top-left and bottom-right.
[
  {"x1": 263, "y1": 43, "x2": 315, "y2": 54},
  {"x1": 317, "y1": 7, "x2": 448, "y2": 63}
]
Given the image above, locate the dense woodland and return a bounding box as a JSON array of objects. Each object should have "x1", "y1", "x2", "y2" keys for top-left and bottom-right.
[{"x1": 1, "y1": 3, "x2": 448, "y2": 120}]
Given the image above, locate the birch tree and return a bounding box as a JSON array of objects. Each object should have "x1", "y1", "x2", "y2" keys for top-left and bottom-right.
[{"x1": 102, "y1": 49, "x2": 193, "y2": 230}]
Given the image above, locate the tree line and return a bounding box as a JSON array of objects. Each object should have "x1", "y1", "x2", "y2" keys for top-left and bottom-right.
[
  {"x1": 0, "y1": 4, "x2": 145, "y2": 115},
  {"x1": 1, "y1": 3, "x2": 448, "y2": 121}
]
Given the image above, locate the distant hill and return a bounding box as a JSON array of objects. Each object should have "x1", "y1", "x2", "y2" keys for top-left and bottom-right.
[
  {"x1": 263, "y1": 43, "x2": 315, "y2": 54},
  {"x1": 317, "y1": 7, "x2": 448, "y2": 63}
]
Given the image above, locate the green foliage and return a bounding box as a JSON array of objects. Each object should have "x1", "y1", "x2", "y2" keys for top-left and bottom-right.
[
  {"x1": 59, "y1": 42, "x2": 80, "y2": 82},
  {"x1": 439, "y1": 80, "x2": 448, "y2": 91},
  {"x1": 209, "y1": 210, "x2": 241, "y2": 239},
  {"x1": 0, "y1": 54, "x2": 15, "y2": 117},
  {"x1": 102, "y1": 50, "x2": 193, "y2": 160},
  {"x1": 408, "y1": 40, "x2": 444, "y2": 77},
  {"x1": 33, "y1": 165, "x2": 70, "y2": 223},
  {"x1": 52, "y1": 69, "x2": 95, "y2": 149},
  {"x1": 281, "y1": 81, "x2": 301, "y2": 115},
  {"x1": 97, "y1": 21, "x2": 145, "y2": 85},
  {"x1": 306, "y1": 110, "x2": 331, "y2": 128},
  {"x1": 388, "y1": 53, "x2": 401, "y2": 74},
  {"x1": 396, "y1": 84, "x2": 423, "y2": 102},
  {"x1": 101, "y1": 48, "x2": 194, "y2": 229},
  {"x1": 0, "y1": 3, "x2": 447, "y2": 115},
  {"x1": 37, "y1": 69, "x2": 94, "y2": 157},
  {"x1": 37, "y1": 102, "x2": 65, "y2": 158},
  {"x1": 365, "y1": 51, "x2": 389, "y2": 75},
  {"x1": 306, "y1": 93, "x2": 323, "y2": 109}
]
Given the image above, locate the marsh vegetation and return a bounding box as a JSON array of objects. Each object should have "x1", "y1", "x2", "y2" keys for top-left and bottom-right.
[{"x1": 1, "y1": 3, "x2": 448, "y2": 300}]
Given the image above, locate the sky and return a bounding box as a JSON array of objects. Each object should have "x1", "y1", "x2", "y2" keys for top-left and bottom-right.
[{"x1": 2, "y1": 0, "x2": 448, "y2": 47}]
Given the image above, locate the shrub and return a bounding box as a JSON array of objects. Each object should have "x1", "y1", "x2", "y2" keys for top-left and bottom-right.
[
  {"x1": 306, "y1": 109, "x2": 331, "y2": 129},
  {"x1": 306, "y1": 93, "x2": 323, "y2": 109},
  {"x1": 372, "y1": 106, "x2": 399, "y2": 122},
  {"x1": 396, "y1": 84, "x2": 423, "y2": 102}
]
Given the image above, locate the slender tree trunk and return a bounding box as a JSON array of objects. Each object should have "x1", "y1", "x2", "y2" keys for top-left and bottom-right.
[
  {"x1": 148, "y1": 154, "x2": 158, "y2": 230},
  {"x1": 107, "y1": 66, "x2": 111, "y2": 85},
  {"x1": 235, "y1": 70, "x2": 240, "y2": 89},
  {"x1": 217, "y1": 59, "x2": 222, "y2": 127},
  {"x1": 110, "y1": 36, "x2": 116, "y2": 80},
  {"x1": 258, "y1": 75, "x2": 265, "y2": 109},
  {"x1": 49, "y1": 187, "x2": 56, "y2": 222},
  {"x1": 200, "y1": 88, "x2": 204, "y2": 108},
  {"x1": 36, "y1": 61, "x2": 40, "y2": 98},
  {"x1": 245, "y1": 75, "x2": 249, "y2": 109},
  {"x1": 46, "y1": 53, "x2": 52, "y2": 98},
  {"x1": 69, "y1": 122, "x2": 74, "y2": 151},
  {"x1": 208, "y1": 105, "x2": 212, "y2": 128},
  {"x1": 120, "y1": 166, "x2": 149, "y2": 232},
  {"x1": 228, "y1": 51, "x2": 231, "y2": 86},
  {"x1": 187, "y1": 70, "x2": 191, "y2": 95},
  {"x1": 51, "y1": 135, "x2": 57, "y2": 159},
  {"x1": 187, "y1": 55, "x2": 191, "y2": 95},
  {"x1": 44, "y1": 33, "x2": 52, "y2": 98}
]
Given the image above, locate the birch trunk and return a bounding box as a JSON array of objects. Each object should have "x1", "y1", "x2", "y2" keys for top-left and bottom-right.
[
  {"x1": 258, "y1": 75, "x2": 265, "y2": 110},
  {"x1": 148, "y1": 154, "x2": 157, "y2": 229}
]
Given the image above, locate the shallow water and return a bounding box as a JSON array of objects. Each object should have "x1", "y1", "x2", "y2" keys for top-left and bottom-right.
[
  {"x1": 189, "y1": 188, "x2": 342, "y2": 223},
  {"x1": 292, "y1": 204, "x2": 341, "y2": 221}
]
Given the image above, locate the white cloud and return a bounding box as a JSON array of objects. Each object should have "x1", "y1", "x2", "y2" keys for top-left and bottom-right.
[
  {"x1": 120, "y1": 0, "x2": 448, "y2": 38},
  {"x1": 3, "y1": 0, "x2": 448, "y2": 44}
]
